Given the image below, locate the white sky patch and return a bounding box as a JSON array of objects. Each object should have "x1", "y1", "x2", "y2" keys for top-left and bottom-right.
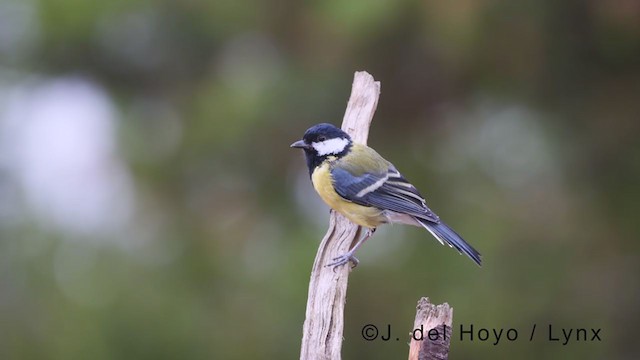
[
  {"x1": 0, "y1": 76, "x2": 135, "y2": 240},
  {"x1": 312, "y1": 137, "x2": 349, "y2": 156}
]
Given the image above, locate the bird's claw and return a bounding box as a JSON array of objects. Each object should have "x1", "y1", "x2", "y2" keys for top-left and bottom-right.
[{"x1": 326, "y1": 254, "x2": 359, "y2": 269}]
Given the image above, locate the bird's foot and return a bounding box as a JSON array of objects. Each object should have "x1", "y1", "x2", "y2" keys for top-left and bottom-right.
[{"x1": 326, "y1": 253, "x2": 359, "y2": 269}]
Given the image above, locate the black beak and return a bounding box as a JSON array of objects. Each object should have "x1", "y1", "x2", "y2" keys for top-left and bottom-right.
[{"x1": 290, "y1": 140, "x2": 310, "y2": 149}]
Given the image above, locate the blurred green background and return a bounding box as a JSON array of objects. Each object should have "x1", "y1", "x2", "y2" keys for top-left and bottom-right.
[{"x1": 1, "y1": 0, "x2": 639, "y2": 359}]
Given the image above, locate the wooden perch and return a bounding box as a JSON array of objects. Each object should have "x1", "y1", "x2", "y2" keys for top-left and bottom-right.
[
  {"x1": 299, "y1": 71, "x2": 380, "y2": 360},
  {"x1": 408, "y1": 297, "x2": 453, "y2": 360}
]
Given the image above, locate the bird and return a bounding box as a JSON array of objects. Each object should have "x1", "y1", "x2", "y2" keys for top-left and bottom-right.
[{"x1": 291, "y1": 123, "x2": 481, "y2": 268}]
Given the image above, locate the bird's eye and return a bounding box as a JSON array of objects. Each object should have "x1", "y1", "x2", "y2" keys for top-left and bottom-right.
[{"x1": 317, "y1": 136, "x2": 326, "y2": 142}]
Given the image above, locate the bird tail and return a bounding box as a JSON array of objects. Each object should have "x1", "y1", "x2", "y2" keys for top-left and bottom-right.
[{"x1": 416, "y1": 218, "x2": 482, "y2": 266}]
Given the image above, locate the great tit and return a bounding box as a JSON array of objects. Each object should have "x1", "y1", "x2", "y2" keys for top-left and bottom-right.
[{"x1": 291, "y1": 123, "x2": 481, "y2": 267}]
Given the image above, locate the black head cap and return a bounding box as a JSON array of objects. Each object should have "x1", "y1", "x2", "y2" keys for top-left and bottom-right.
[{"x1": 302, "y1": 123, "x2": 351, "y2": 144}]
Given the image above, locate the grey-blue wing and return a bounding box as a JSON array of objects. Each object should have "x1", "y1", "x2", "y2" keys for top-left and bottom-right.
[
  {"x1": 331, "y1": 166, "x2": 440, "y2": 223},
  {"x1": 332, "y1": 164, "x2": 481, "y2": 266}
]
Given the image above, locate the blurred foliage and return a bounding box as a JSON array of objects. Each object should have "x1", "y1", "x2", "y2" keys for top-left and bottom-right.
[{"x1": 1, "y1": 0, "x2": 639, "y2": 359}]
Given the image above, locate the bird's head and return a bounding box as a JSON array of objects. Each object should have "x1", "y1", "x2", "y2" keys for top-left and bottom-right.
[
  {"x1": 291, "y1": 123, "x2": 352, "y2": 174},
  {"x1": 290, "y1": 123, "x2": 352, "y2": 157}
]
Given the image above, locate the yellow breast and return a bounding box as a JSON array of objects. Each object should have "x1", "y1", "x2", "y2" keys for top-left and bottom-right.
[{"x1": 311, "y1": 161, "x2": 386, "y2": 228}]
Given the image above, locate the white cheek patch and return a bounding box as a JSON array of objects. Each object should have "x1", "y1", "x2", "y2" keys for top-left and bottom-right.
[{"x1": 312, "y1": 137, "x2": 349, "y2": 156}]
